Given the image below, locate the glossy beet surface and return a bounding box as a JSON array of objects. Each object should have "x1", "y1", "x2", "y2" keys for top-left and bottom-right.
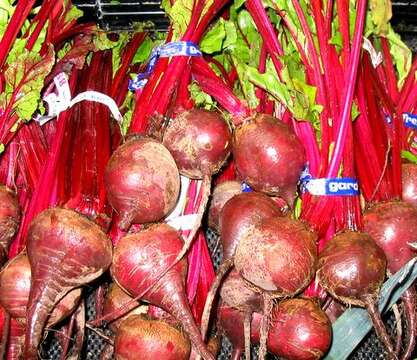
[
  {"x1": 220, "y1": 191, "x2": 283, "y2": 260},
  {"x1": 105, "y1": 136, "x2": 180, "y2": 230},
  {"x1": 234, "y1": 217, "x2": 317, "y2": 296},
  {"x1": 267, "y1": 298, "x2": 332, "y2": 360},
  {"x1": 0, "y1": 253, "x2": 81, "y2": 325},
  {"x1": 363, "y1": 201, "x2": 417, "y2": 273},
  {"x1": 208, "y1": 181, "x2": 242, "y2": 231},
  {"x1": 402, "y1": 163, "x2": 417, "y2": 207},
  {"x1": 317, "y1": 231, "x2": 386, "y2": 306},
  {"x1": 0, "y1": 185, "x2": 20, "y2": 256},
  {"x1": 111, "y1": 224, "x2": 214, "y2": 360},
  {"x1": 114, "y1": 315, "x2": 190, "y2": 360},
  {"x1": 163, "y1": 109, "x2": 232, "y2": 179},
  {"x1": 233, "y1": 114, "x2": 305, "y2": 204},
  {"x1": 25, "y1": 207, "x2": 112, "y2": 359}
]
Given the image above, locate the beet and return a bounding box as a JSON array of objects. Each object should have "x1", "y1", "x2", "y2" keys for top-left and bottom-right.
[
  {"x1": 24, "y1": 207, "x2": 112, "y2": 359},
  {"x1": 363, "y1": 201, "x2": 417, "y2": 273},
  {"x1": 105, "y1": 136, "x2": 180, "y2": 230},
  {"x1": 402, "y1": 163, "x2": 417, "y2": 207},
  {"x1": 0, "y1": 252, "x2": 82, "y2": 327},
  {"x1": 208, "y1": 181, "x2": 242, "y2": 231},
  {"x1": 363, "y1": 201, "x2": 417, "y2": 360},
  {"x1": 317, "y1": 231, "x2": 395, "y2": 359},
  {"x1": 103, "y1": 283, "x2": 146, "y2": 332},
  {"x1": 220, "y1": 191, "x2": 284, "y2": 260},
  {"x1": 234, "y1": 216, "x2": 317, "y2": 296},
  {"x1": 0, "y1": 186, "x2": 20, "y2": 263},
  {"x1": 265, "y1": 298, "x2": 332, "y2": 360},
  {"x1": 114, "y1": 315, "x2": 191, "y2": 360},
  {"x1": 219, "y1": 270, "x2": 262, "y2": 360},
  {"x1": 162, "y1": 108, "x2": 232, "y2": 179},
  {"x1": 217, "y1": 304, "x2": 254, "y2": 360},
  {"x1": 220, "y1": 269, "x2": 262, "y2": 314},
  {"x1": 111, "y1": 223, "x2": 214, "y2": 360},
  {"x1": 201, "y1": 192, "x2": 284, "y2": 342},
  {"x1": 232, "y1": 114, "x2": 305, "y2": 205}
]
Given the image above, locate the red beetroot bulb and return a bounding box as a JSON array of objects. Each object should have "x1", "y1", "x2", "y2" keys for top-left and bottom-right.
[
  {"x1": 234, "y1": 216, "x2": 317, "y2": 296},
  {"x1": 233, "y1": 114, "x2": 305, "y2": 205},
  {"x1": 363, "y1": 200, "x2": 417, "y2": 359},
  {"x1": 363, "y1": 201, "x2": 417, "y2": 273},
  {"x1": 105, "y1": 136, "x2": 180, "y2": 230},
  {"x1": 402, "y1": 163, "x2": 417, "y2": 208},
  {"x1": 208, "y1": 181, "x2": 242, "y2": 231},
  {"x1": 220, "y1": 191, "x2": 284, "y2": 260},
  {"x1": 24, "y1": 207, "x2": 112, "y2": 359},
  {"x1": 111, "y1": 223, "x2": 214, "y2": 360},
  {"x1": 163, "y1": 108, "x2": 232, "y2": 179},
  {"x1": 265, "y1": 298, "x2": 332, "y2": 360},
  {"x1": 114, "y1": 315, "x2": 191, "y2": 360},
  {"x1": 0, "y1": 186, "x2": 20, "y2": 262},
  {"x1": 317, "y1": 231, "x2": 395, "y2": 359}
]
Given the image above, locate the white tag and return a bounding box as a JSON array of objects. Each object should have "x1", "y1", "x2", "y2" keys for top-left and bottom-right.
[
  {"x1": 35, "y1": 72, "x2": 122, "y2": 125},
  {"x1": 362, "y1": 37, "x2": 383, "y2": 68},
  {"x1": 305, "y1": 178, "x2": 327, "y2": 196},
  {"x1": 167, "y1": 213, "x2": 199, "y2": 231},
  {"x1": 165, "y1": 175, "x2": 202, "y2": 231}
]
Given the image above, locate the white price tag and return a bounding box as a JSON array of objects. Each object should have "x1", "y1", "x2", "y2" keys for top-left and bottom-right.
[{"x1": 35, "y1": 72, "x2": 122, "y2": 125}]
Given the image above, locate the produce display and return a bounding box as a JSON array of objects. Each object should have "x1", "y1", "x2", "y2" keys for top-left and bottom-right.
[{"x1": 0, "y1": 0, "x2": 417, "y2": 359}]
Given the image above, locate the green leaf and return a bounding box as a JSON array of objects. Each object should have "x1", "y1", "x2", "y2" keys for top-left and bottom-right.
[
  {"x1": 401, "y1": 150, "x2": 417, "y2": 164},
  {"x1": 93, "y1": 32, "x2": 119, "y2": 51},
  {"x1": 369, "y1": 0, "x2": 392, "y2": 35},
  {"x1": 385, "y1": 25, "x2": 412, "y2": 87},
  {"x1": 0, "y1": 143, "x2": 5, "y2": 154},
  {"x1": 132, "y1": 36, "x2": 154, "y2": 64},
  {"x1": 189, "y1": 82, "x2": 216, "y2": 109},
  {"x1": 325, "y1": 257, "x2": 417, "y2": 360},
  {"x1": 200, "y1": 20, "x2": 226, "y2": 54},
  {"x1": 64, "y1": 4, "x2": 83, "y2": 23},
  {"x1": 3, "y1": 45, "x2": 55, "y2": 121}
]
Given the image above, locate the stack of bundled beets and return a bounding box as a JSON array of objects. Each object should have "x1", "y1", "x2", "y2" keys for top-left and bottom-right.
[{"x1": 0, "y1": 0, "x2": 417, "y2": 360}]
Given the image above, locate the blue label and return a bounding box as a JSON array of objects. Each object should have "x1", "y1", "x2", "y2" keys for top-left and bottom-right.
[
  {"x1": 403, "y1": 113, "x2": 417, "y2": 129},
  {"x1": 324, "y1": 178, "x2": 359, "y2": 196},
  {"x1": 241, "y1": 182, "x2": 253, "y2": 193},
  {"x1": 129, "y1": 41, "x2": 202, "y2": 91}
]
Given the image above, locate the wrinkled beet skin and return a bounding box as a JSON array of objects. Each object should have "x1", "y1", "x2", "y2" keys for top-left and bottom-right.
[
  {"x1": 235, "y1": 217, "x2": 317, "y2": 296},
  {"x1": 0, "y1": 186, "x2": 20, "y2": 257},
  {"x1": 0, "y1": 252, "x2": 82, "y2": 327},
  {"x1": 317, "y1": 231, "x2": 386, "y2": 306},
  {"x1": 364, "y1": 201, "x2": 417, "y2": 273},
  {"x1": 208, "y1": 181, "x2": 242, "y2": 231},
  {"x1": 103, "y1": 283, "x2": 145, "y2": 332},
  {"x1": 220, "y1": 191, "x2": 283, "y2": 260},
  {"x1": 111, "y1": 224, "x2": 214, "y2": 360},
  {"x1": 265, "y1": 298, "x2": 332, "y2": 360},
  {"x1": 114, "y1": 315, "x2": 190, "y2": 360},
  {"x1": 25, "y1": 208, "x2": 113, "y2": 359},
  {"x1": 105, "y1": 136, "x2": 180, "y2": 230},
  {"x1": 0, "y1": 253, "x2": 30, "y2": 319},
  {"x1": 402, "y1": 163, "x2": 417, "y2": 208},
  {"x1": 233, "y1": 114, "x2": 305, "y2": 204},
  {"x1": 220, "y1": 269, "x2": 262, "y2": 313},
  {"x1": 163, "y1": 109, "x2": 232, "y2": 179}
]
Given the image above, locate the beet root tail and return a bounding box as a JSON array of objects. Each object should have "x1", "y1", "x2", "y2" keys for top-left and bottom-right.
[
  {"x1": 400, "y1": 287, "x2": 417, "y2": 360},
  {"x1": 24, "y1": 284, "x2": 65, "y2": 359},
  {"x1": 364, "y1": 296, "x2": 398, "y2": 360},
  {"x1": 200, "y1": 259, "x2": 233, "y2": 341}
]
